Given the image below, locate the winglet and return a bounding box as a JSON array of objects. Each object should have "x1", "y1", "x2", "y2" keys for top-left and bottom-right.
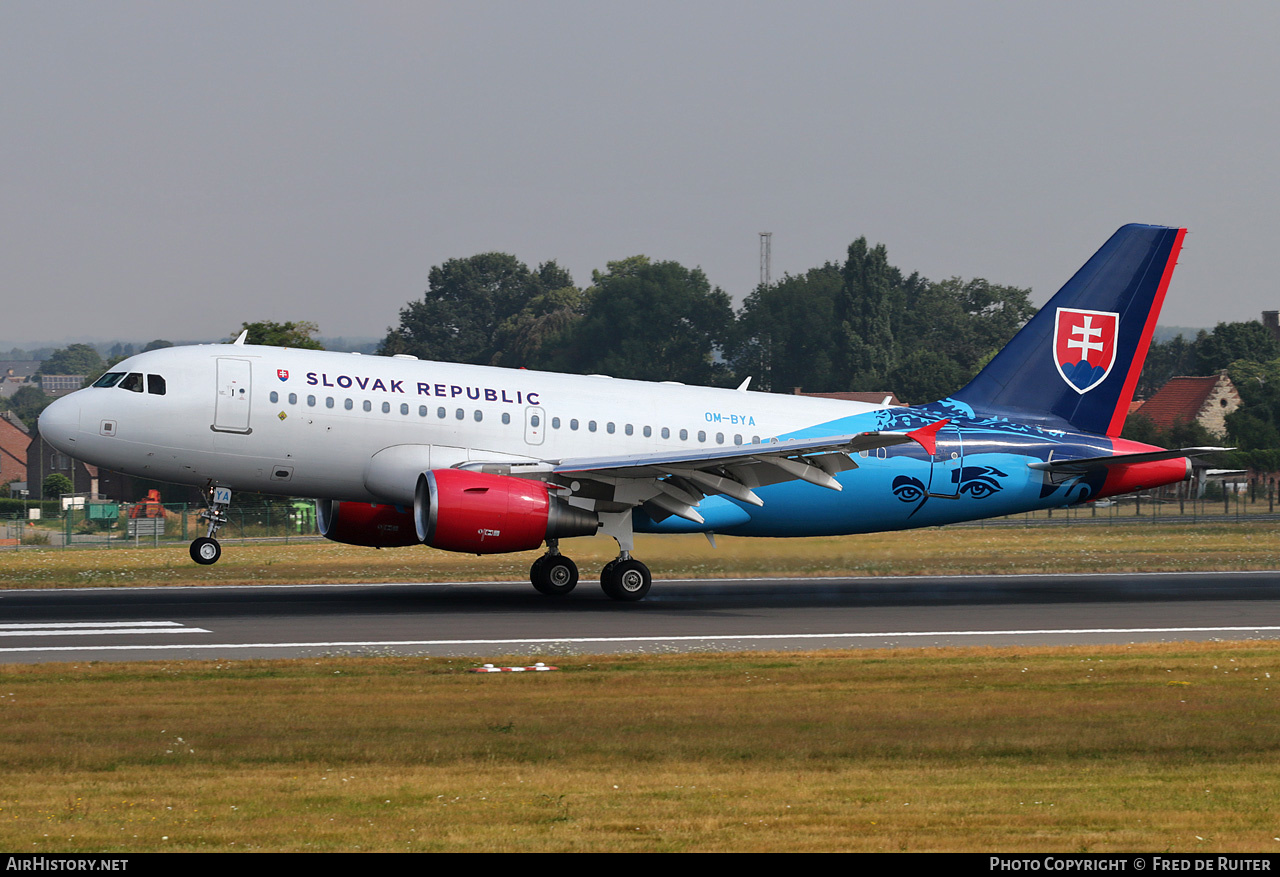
[
  {"x1": 232, "y1": 330, "x2": 249, "y2": 346},
  {"x1": 907, "y1": 418, "x2": 950, "y2": 456}
]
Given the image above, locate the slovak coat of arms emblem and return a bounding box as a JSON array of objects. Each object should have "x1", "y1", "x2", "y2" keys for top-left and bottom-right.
[{"x1": 1053, "y1": 308, "x2": 1118, "y2": 394}]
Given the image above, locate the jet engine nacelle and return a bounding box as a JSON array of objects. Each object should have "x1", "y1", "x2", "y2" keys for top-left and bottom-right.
[
  {"x1": 317, "y1": 500, "x2": 421, "y2": 548},
  {"x1": 415, "y1": 469, "x2": 599, "y2": 554}
]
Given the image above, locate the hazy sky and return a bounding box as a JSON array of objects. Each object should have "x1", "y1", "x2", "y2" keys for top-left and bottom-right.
[{"x1": 3, "y1": 1, "x2": 1278, "y2": 347}]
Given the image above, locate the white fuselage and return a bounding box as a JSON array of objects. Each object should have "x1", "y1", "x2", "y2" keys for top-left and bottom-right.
[{"x1": 39, "y1": 344, "x2": 885, "y2": 505}]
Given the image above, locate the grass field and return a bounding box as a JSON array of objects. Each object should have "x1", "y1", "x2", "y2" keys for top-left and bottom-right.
[
  {"x1": 2, "y1": 643, "x2": 1279, "y2": 852},
  {"x1": 2, "y1": 520, "x2": 1278, "y2": 589}
]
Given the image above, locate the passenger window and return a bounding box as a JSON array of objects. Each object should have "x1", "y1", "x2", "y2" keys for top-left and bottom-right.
[
  {"x1": 437, "y1": 407, "x2": 446, "y2": 418},
  {"x1": 698, "y1": 430, "x2": 706, "y2": 442},
  {"x1": 625, "y1": 424, "x2": 634, "y2": 436},
  {"x1": 146, "y1": 375, "x2": 166, "y2": 396},
  {"x1": 570, "y1": 419, "x2": 579, "y2": 431},
  {"x1": 270, "y1": 391, "x2": 279, "y2": 403},
  {"x1": 418, "y1": 405, "x2": 427, "y2": 416},
  {"x1": 400, "y1": 403, "x2": 409, "y2": 415},
  {"x1": 289, "y1": 393, "x2": 298, "y2": 405},
  {"x1": 455, "y1": 408, "x2": 464, "y2": 420},
  {"x1": 607, "y1": 422, "x2": 615, "y2": 434},
  {"x1": 679, "y1": 429, "x2": 688, "y2": 440},
  {"x1": 502, "y1": 413, "x2": 511, "y2": 425},
  {"x1": 363, "y1": 400, "x2": 372, "y2": 412},
  {"x1": 530, "y1": 414, "x2": 541, "y2": 427},
  {"x1": 474, "y1": 410, "x2": 482, "y2": 422},
  {"x1": 551, "y1": 417, "x2": 561, "y2": 429},
  {"x1": 119, "y1": 373, "x2": 144, "y2": 393},
  {"x1": 716, "y1": 432, "x2": 724, "y2": 444},
  {"x1": 326, "y1": 397, "x2": 335, "y2": 408},
  {"x1": 345, "y1": 399, "x2": 354, "y2": 410},
  {"x1": 643, "y1": 426, "x2": 652, "y2": 438},
  {"x1": 589, "y1": 421, "x2": 597, "y2": 433},
  {"x1": 307, "y1": 395, "x2": 316, "y2": 407},
  {"x1": 381, "y1": 402, "x2": 390, "y2": 413},
  {"x1": 661, "y1": 427, "x2": 670, "y2": 439},
  {"x1": 734, "y1": 434, "x2": 742, "y2": 445}
]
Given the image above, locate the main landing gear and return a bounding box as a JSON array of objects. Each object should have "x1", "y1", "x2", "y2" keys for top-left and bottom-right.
[
  {"x1": 190, "y1": 486, "x2": 232, "y2": 565},
  {"x1": 528, "y1": 524, "x2": 653, "y2": 602},
  {"x1": 530, "y1": 544, "x2": 579, "y2": 596}
]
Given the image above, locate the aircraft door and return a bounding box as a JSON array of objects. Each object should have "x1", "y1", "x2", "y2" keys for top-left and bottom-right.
[
  {"x1": 524, "y1": 406, "x2": 545, "y2": 446},
  {"x1": 929, "y1": 424, "x2": 964, "y2": 497},
  {"x1": 213, "y1": 358, "x2": 253, "y2": 434}
]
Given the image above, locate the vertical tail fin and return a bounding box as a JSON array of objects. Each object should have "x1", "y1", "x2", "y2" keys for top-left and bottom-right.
[{"x1": 948, "y1": 224, "x2": 1185, "y2": 436}]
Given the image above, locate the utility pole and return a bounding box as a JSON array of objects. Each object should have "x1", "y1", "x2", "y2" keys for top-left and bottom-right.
[{"x1": 759, "y1": 232, "x2": 772, "y2": 289}]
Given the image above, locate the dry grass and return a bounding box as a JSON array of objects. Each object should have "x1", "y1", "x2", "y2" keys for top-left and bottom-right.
[
  {"x1": 2, "y1": 522, "x2": 1278, "y2": 589},
  {"x1": 2, "y1": 642, "x2": 1280, "y2": 851}
]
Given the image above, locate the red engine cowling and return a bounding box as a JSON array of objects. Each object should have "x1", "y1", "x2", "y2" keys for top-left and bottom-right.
[
  {"x1": 415, "y1": 469, "x2": 599, "y2": 554},
  {"x1": 317, "y1": 500, "x2": 421, "y2": 547}
]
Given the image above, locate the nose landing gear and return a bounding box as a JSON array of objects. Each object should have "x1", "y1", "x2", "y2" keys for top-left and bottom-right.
[{"x1": 189, "y1": 486, "x2": 232, "y2": 565}]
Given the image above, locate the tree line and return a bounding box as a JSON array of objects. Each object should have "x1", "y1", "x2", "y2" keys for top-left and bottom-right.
[{"x1": 377, "y1": 242, "x2": 1037, "y2": 402}]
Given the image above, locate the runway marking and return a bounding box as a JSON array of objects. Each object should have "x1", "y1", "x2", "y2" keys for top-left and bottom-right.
[
  {"x1": 0, "y1": 622, "x2": 210, "y2": 638},
  {"x1": 2, "y1": 625, "x2": 1279, "y2": 654}
]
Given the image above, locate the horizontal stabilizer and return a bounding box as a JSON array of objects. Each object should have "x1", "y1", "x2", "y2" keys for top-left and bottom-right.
[{"x1": 1027, "y1": 447, "x2": 1231, "y2": 472}]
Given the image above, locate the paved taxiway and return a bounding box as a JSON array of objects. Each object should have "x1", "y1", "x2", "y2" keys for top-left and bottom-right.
[{"x1": 2, "y1": 570, "x2": 1280, "y2": 663}]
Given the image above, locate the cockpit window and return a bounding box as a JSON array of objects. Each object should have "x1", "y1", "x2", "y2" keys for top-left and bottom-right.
[
  {"x1": 146, "y1": 374, "x2": 166, "y2": 396},
  {"x1": 93, "y1": 372, "x2": 125, "y2": 388},
  {"x1": 118, "y1": 373, "x2": 144, "y2": 393}
]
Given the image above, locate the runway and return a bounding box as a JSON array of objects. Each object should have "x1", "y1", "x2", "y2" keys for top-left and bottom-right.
[{"x1": 2, "y1": 570, "x2": 1280, "y2": 663}]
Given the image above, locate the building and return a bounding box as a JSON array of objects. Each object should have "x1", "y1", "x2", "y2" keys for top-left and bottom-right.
[
  {"x1": 0, "y1": 411, "x2": 29, "y2": 489},
  {"x1": 38, "y1": 375, "x2": 87, "y2": 397},
  {"x1": 1130, "y1": 372, "x2": 1240, "y2": 439},
  {"x1": 0, "y1": 361, "x2": 41, "y2": 400}
]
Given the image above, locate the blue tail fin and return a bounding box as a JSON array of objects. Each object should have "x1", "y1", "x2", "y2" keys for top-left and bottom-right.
[{"x1": 946, "y1": 224, "x2": 1185, "y2": 436}]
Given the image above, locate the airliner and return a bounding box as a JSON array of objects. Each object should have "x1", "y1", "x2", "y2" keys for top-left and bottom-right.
[{"x1": 38, "y1": 224, "x2": 1218, "y2": 601}]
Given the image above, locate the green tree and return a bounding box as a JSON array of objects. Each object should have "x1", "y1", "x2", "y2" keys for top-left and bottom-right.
[
  {"x1": 1193, "y1": 322, "x2": 1280, "y2": 373},
  {"x1": 380, "y1": 254, "x2": 573, "y2": 365},
  {"x1": 730, "y1": 264, "x2": 843, "y2": 392},
  {"x1": 6, "y1": 385, "x2": 51, "y2": 428},
  {"x1": 490, "y1": 285, "x2": 591, "y2": 369},
  {"x1": 234, "y1": 321, "x2": 324, "y2": 349},
  {"x1": 552, "y1": 257, "x2": 734, "y2": 384},
  {"x1": 142, "y1": 339, "x2": 174, "y2": 352},
  {"x1": 37, "y1": 344, "x2": 105, "y2": 381},
  {"x1": 890, "y1": 276, "x2": 1034, "y2": 400},
  {"x1": 42, "y1": 473, "x2": 73, "y2": 499},
  {"x1": 1138, "y1": 334, "x2": 1196, "y2": 398},
  {"x1": 836, "y1": 238, "x2": 901, "y2": 389}
]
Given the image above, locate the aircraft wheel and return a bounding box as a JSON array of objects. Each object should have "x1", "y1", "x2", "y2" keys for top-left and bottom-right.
[
  {"x1": 190, "y1": 537, "x2": 221, "y2": 565},
  {"x1": 601, "y1": 558, "x2": 651, "y2": 602},
  {"x1": 531, "y1": 554, "x2": 578, "y2": 596}
]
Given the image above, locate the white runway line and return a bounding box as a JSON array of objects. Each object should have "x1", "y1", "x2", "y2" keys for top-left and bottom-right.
[
  {"x1": 2, "y1": 625, "x2": 1279, "y2": 654},
  {"x1": 0, "y1": 621, "x2": 210, "y2": 638}
]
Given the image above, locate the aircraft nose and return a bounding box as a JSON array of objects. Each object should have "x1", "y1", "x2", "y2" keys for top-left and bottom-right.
[{"x1": 38, "y1": 395, "x2": 81, "y2": 455}]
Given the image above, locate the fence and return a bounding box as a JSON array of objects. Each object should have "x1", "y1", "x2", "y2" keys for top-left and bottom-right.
[
  {"x1": 0, "y1": 500, "x2": 319, "y2": 549},
  {"x1": 0, "y1": 481, "x2": 1276, "y2": 551}
]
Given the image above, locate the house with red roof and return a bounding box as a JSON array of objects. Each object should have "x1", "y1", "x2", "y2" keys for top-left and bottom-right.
[{"x1": 1130, "y1": 372, "x2": 1240, "y2": 439}]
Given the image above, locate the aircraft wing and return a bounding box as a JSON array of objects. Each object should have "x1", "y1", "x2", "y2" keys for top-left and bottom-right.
[
  {"x1": 1026, "y1": 447, "x2": 1232, "y2": 472},
  {"x1": 463, "y1": 422, "x2": 948, "y2": 525}
]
